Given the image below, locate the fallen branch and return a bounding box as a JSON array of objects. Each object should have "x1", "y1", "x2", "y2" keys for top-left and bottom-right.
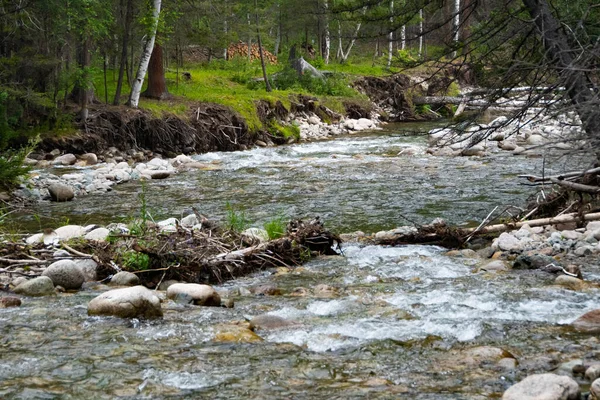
[
  {"x1": 464, "y1": 212, "x2": 600, "y2": 234},
  {"x1": 549, "y1": 178, "x2": 600, "y2": 194},
  {"x1": 519, "y1": 166, "x2": 600, "y2": 182}
]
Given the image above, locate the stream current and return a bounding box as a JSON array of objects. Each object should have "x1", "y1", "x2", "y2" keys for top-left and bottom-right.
[{"x1": 2, "y1": 123, "x2": 600, "y2": 399}]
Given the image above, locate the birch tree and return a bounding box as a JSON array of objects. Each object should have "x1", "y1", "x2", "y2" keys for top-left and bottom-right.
[{"x1": 127, "y1": 0, "x2": 162, "y2": 108}]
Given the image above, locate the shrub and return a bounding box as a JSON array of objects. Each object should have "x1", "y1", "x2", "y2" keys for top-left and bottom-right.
[
  {"x1": 263, "y1": 216, "x2": 287, "y2": 240},
  {"x1": 225, "y1": 202, "x2": 250, "y2": 232}
]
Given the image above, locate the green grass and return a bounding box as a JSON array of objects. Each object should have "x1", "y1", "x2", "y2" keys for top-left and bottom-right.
[
  {"x1": 90, "y1": 59, "x2": 367, "y2": 134},
  {"x1": 225, "y1": 202, "x2": 250, "y2": 232},
  {"x1": 263, "y1": 215, "x2": 287, "y2": 240}
]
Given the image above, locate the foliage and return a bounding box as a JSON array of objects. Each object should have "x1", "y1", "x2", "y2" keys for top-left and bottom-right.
[
  {"x1": 263, "y1": 215, "x2": 287, "y2": 240},
  {"x1": 225, "y1": 202, "x2": 250, "y2": 232},
  {"x1": 272, "y1": 67, "x2": 357, "y2": 97},
  {"x1": 270, "y1": 121, "x2": 300, "y2": 139},
  {"x1": 121, "y1": 251, "x2": 151, "y2": 271}
]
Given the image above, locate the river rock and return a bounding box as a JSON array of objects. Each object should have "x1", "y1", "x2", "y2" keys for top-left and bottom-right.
[
  {"x1": 11, "y1": 276, "x2": 27, "y2": 288},
  {"x1": 42, "y1": 259, "x2": 85, "y2": 290},
  {"x1": 109, "y1": 271, "x2": 140, "y2": 286},
  {"x1": 513, "y1": 254, "x2": 557, "y2": 270},
  {"x1": 149, "y1": 171, "x2": 171, "y2": 180},
  {"x1": 481, "y1": 260, "x2": 509, "y2": 272},
  {"x1": 574, "y1": 245, "x2": 594, "y2": 257},
  {"x1": 0, "y1": 296, "x2": 22, "y2": 308},
  {"x1": 592, "y1": 378, "x2": 600, "y2": 400},
  {"x1": 462, "y1": 145, "x2": 485, "y2": 156},
  {"x1": 249, "y1": 314, "x2": 299, "y2": 331},
  {"x1": 74, "y1": 259, "x2": 98, "y2": 282},
  {"x1": 158, "y1": 279, "x2": 179, "y2": 291},
  {"x1": 166, "y1": 283, "x2": 221, "y2": 306},
  {"x1": 26, "y1": 233, "x2": 43, "y2": 244},
  {"x1": 87, "y1": 286, "x2": 163, "y2": 318},
  {"x1": 55, "y1": 225, "x2": 87, "y2": 241},
  {"x1": 463, "y1": 346, "x2": 515, "y2": 366},
  {"x1": 313, "y1": 284, "x2": 339, "y2": 298},
  {"x1": 52, "y1": 153, "x2": 77, "y2": 165},
  {"x1": 180, "y1": 214, "x2": 198, "y2": 227},
  {"x1": 242, "y1": 228, "x2": 269, "y2": 244},
  {"x1": 494, "y1": 232, "x2": 524, "y2": 252},
  {"x1": 502, "y1": 374, "x2": 579, "y2": 400},
  {"x1": 572, "y1": 309, "x2": 600, "y2": 333},
  {"x1": 586, "y1": 364, "x2": 600, "y2": 381},
  {"x1": 255, "y1": 140, "x2": 267, "y2": 147},
  {"x1": 85, "y1": 227, "x2": 110, "y2": 242},
  {"x1": 80, "y1": 153, "x2": 98, "y2": 165},
  {"x1": 527, "y1": 134, "x2": 545, "y2": 146},
  {"x1": 48, "y1": 184, "x2": 75, "y2": 202},
  {"x1": 251, "y1": 284, "x2": 282, "y2": 296},
  {"x1": 13, "y1": 276, "x2": 55, "y2": 296},
  {"x1": 555, "y1": 275, "x2": 585, "y2": 290}
]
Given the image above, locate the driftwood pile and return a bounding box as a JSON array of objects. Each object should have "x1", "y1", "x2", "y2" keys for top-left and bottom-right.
[
  {"x1": 0, "y1": 217, "x2": 341, "y2": 288},
  {"x1": 227, "y1": 41, "x2": 278, "y2": 64},
  {"x1": 376, "y1": 166, "x2": 600, "y2": 248}
]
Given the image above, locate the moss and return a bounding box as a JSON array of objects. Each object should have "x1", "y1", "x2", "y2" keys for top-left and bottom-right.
[{"x1": 269, "y1": 121, "x2": 300, "y2": 140}]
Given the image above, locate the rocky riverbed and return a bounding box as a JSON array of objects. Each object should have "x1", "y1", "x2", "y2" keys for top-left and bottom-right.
[{"x1": 2, "y1": 213, "x2": 600, "y2": 398}]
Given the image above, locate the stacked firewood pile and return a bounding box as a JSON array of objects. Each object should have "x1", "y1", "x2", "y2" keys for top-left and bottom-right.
[{"x1": 227, "y1": 41, "x2": 278, "y2": 64}]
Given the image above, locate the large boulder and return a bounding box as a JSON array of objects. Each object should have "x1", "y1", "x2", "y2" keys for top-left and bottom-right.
[
  {"x1": 13, "y1": 276, "x2": 55, "y2": 296},
  {"x1": 502, "y1": 374, "x2": 579, "y2": 400},
  {"x1": 42, "y1": 259, "x2": 85, "y2": 290},
  {"x1": 87, "y1": 286, "x2": 163, "y2": 318},
  {"x1": 48, "y1": 184, "x2": 75, "y2": 202},
  {"x1": 109, "y1": 271, "x2": 140, "y2": 286},
  {"x1": 74, "y1": 259, "x2": 98, "y2": 282},
  {"x1": 85, "y1": 227, "x2": 110, "y2": 242},
  {"x1": 492, "y1": 233, "x2": 522, "y2": 252},
  {"x1": 52, "y1": 153, "x2": 77, "y2": 166},
  {"x1": 80, "y1": 153, "x2": 98, "y2": 165},
  {"x1": 166, "y1": 283, "x2": 221, "y2": 306},
  {"x1": 572, "y1": 309, "x2": 600, "y2": 333}
]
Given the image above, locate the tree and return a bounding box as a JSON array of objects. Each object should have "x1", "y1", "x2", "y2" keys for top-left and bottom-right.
[
  {"x1": 142, "y1": 42, "x2": 169, "y2": 99},
  {"x1": 127, "y1": 0, "x2": 162, "y2": 108}
]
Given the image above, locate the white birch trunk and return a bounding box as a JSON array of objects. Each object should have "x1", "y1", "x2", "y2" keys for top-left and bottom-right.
[
  {"x1": 452, "y1": 0, "x2": 460, "y2": 58},
  {"x1": 127, "y1": 0, "x2": 161, "y2": 108},
  {"x1": 387, "y1": 0, "x2": 393, "y2": 68},
  {"x1": 418, "y1": 9, "x2": 423, "y2": 58},
  {"x1": 323, "y1": 0, "x2": 330, "y2": 64},
  {"x1": 400, "y1": 25, "x2": 406, "y2": 50},
  {"x1": 339, "y1": 7, "x2": 366, "y2": 62},
  {"x1": 274, "y1": 3, "x2": 281, "y2": 56},
  {"x1": 223, "y1": 19, "x2": 229, "y2": 59}
]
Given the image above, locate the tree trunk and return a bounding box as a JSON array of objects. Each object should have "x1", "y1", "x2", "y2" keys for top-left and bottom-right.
[
  {"x1": 113, "y1": 0, "x2": 133, "y2": 105},
  {"x1": 387, "y1": 0, "x2": 394, "y2": 68},
  {"x1": 127, "y1": 0, "x2": 161, "y2": 108},
  {"x1": 142, "y1": 42, "x2": 169, "y2": 99},
  {"x1": 418, "y1": 9, "x2": 424, "y2": 58},
  {"x1": 255, "y1": 0, "x2": 272, "y2": 92},
  {"x1": 452, "y1": 0, "x2": 460, "y2": 58},
  {"x1": 73, "y1": 37, "x2": 93, "y2": 120},
  {"x1": 323, "y1": 0, "x2": 330, "y2": 64},
  {"x1": 522, "y1": 0, "x2": 600, "y2": 159}
]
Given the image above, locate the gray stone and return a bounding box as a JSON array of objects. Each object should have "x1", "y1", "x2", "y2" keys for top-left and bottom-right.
[
  {"x1": 586, "y1": 221, "x2": 600, "y2": 232},
  {"x1": 84, "y1": 227, "x2": 110, "y2": 242},
  {"x1": 242, "y1": 227, "x2": 270, "y2": 244},
  {"x1": 110, "y1": 271, "x2": 140, "y2": 286},
  {"x1": 180, "y1": 214, "x2": 199, "y2": 227},
  {"x1": 585, "y1": 364, "x2": 600, "y2": 381},
  {"x1": 561, "y1": 230, "x2": 582, "y2": 240},
  {"x1": 527, "y1": 134, "x2": 545, "y2": 146},
  {"x1": 255, "y1": 140, "x2": 268, "y2": 147},
  {"x1": 493, "y1": 233, "x2": 522, "y2": 252},
  {"x1": 53, "y1": 250, "x2": 71, "y2": 258},
  {"x1": 166, "y1": 283, "x2": 221, "y2": 306},
  {"x1": 574, "y1": 245, "x2": 594, "y2": 257},
  {"x1": 48, "y1": 184, "x2": 75, "y2": 202},
  {"x1": 80, "y1": 153, "x2": 98, "y2": 165},
  {"x1": 26, "y1": 233, "x2": 43, "y2": 245},
  {"x1": 462, "y1": 145, "x2": 485, "y2": 156},
  {"x1": 13, "y1": 276, "x2": 55, "y2": 296},
  {"x1": 42, "y1": 259, "x2": 85, "y2": 290},
  {"x1": 308, "y1": 116, "x2": 320, "y2": 125},
  {"x1": 74, "y1": 259, "x2": 98, "y2": 282},
  {"x1": 158, "y1": 280, "x2": 179, "y2": 291},
  {"x1": 502, "y1": 373, "x2": 579, "y2": 400},
  {"x1": 52, "y1": 153, "x2": 77, "y2": 165},
  {"x1": 87, "y1": 286, "x2": 163, "y2": 318},
  {"x1": 55, "y1": 225, "x2": 86, "y2": 241},
  {"x1": 11, "y1": 277, "x2": 27, "y2": 288}
]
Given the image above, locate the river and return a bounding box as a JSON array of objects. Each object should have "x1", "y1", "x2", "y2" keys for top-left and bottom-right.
[{"x1": 1, "y1": 123, "x2": 599, "y2": 399}]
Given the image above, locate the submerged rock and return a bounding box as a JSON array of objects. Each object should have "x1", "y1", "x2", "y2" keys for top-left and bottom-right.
[
  {"x1": 87, "y1": 286, "x2": 163, "y2": 318},
  {"x1": 0, "y1": 296, "x2": 22, "y2": 308},
  {"x1": 513, "y1": 254, "x2": 558, "y2": 270},
  {"x1": 502, "y1": 373, "x2": 579, "y2": 400},
  {"x1": 13, "y1": 276, "x2": 55, "y2": 296},
  {"x1": 166, "y1": 283, "x2": 221, "y2": 306},
  {"x1": 41, "y1": 260, "x2": 84, "y2": 290},
  {"x1": 48, "y1": 184, "x2": 75, "y2": 202},
  {"x1": 214, "y1": 324, "x2": 263, "y2": 343},
  {"x1": 572, "y1": 309, "x2": 600, "y2": 333},
  {"x1": 249, "y1": 314, "x2": 299, "y2": 331},
  {"x1": 555, "y1": 275, "x2": 585, "y2": 290}
]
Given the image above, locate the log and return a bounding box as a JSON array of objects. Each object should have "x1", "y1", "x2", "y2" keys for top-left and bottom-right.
[
  {"x1": 464, "y1": 212, "x2": 600, "y2": 234},
  {"x1": 519, "y1": 166, "x2": 600, "y2": 182},
  {"x1": 549, "y1": 178, "x2": 600, "y2": 193}
]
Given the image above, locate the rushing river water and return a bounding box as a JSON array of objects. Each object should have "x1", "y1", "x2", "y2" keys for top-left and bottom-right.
[{"x1": 2, "y1": 124, "x2": 600, "y2": 399}]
